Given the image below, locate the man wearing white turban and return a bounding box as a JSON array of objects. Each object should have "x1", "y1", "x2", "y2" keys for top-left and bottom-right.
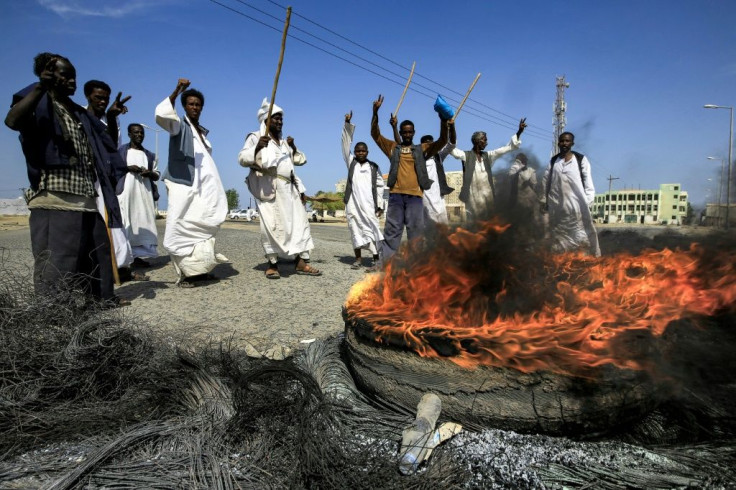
[
  {"x1": 238, "y1": 98, "x2": 321, "y2": 279},
  {"x1": 155, "y1": 78, "x2": 229, "y2": 288}
]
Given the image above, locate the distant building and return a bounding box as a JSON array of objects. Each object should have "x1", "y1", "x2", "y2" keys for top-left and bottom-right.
[
  {"x1": 591, "y1": 183, "x2": 689, "y2": 225},
  {"x1": 335, "y1": 179, "x2": 347, "y2": 194},
  {"x1": 704, "y1": 203, "x2": 736, "y2": 227}
]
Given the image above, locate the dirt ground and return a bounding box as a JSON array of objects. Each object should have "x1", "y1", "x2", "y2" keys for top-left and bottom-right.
[{"x1": 0, "y1": 214, "x2": 29, "y2": 231}]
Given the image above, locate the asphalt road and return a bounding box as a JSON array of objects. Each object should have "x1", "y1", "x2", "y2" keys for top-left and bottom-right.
[
  {"x1": 0, "y1": 218, "x2": 714, "y2": 357},
  {"x1": 0, "y1": 219, "x2": 367, "y2": 357}
]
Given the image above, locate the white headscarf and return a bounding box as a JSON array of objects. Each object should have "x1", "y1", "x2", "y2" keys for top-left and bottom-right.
[{"x1": 257, "y1": 97, "x2": 283, "y2": 135}]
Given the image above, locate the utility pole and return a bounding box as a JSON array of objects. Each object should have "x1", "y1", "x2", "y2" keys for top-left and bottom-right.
[
  {"x1": 552, "y1": 75, "x2": 570, "y2": 155},
  {"x1": 607, "y1": 175, "x2": 619, "y2": 221}
]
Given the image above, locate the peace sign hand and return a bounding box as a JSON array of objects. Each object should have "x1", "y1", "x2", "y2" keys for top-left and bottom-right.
[{"x1": 108, "y1": 92, "x2": 131, "y2": 117}]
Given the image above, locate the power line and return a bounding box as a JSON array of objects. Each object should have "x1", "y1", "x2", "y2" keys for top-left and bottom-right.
[
  {"x1": 264, "y1": 0, "x2": 553, "y2": 136},
  {"x1": 208, "y1": 0, "x2": 552, "y2": 140}
]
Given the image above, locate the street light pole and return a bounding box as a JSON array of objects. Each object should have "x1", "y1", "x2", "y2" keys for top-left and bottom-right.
[
  {"x1": 139, "y1": 124, "x2": 164, "y2": 168},
  {"x1": 707, "y1": 156, "x2": 725, "y2": 227},
  {"x1": 139, "y1": 123, "x2": 166, "y2": 213},
  {"x1": 704, "y1": 105, "x2": 733, "y2": 229}
]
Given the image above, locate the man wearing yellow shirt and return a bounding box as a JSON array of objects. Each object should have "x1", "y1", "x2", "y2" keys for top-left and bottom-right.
[{"x1": 370, "y1": 94, "x2": 449, "y2": 260}]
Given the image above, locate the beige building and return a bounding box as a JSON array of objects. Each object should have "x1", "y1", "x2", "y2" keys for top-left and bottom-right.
[{"x1": 591, "y1": 183, "x2": 689, "y2": 225}]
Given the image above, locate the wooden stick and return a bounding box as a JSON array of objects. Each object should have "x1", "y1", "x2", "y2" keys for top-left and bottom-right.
[
  {"x1": 104, "y1": 208, "x2": 120, "y2": 285},
  {"x1": 451, "y1": 72, "x2": 481, "y2": 123},
  {"x1": 393, "y1": 61, "x2": 416, "y2": 118},
  {"x1": 265, "y1": 6, "x2": 292, "y2": 136}
]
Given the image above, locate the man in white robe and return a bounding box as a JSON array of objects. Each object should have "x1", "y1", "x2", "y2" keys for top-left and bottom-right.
[
  {"x1": 448, "y1": 119, "x2": 526, "y2": 220},
  {"x1": 342, "y1": 111, "x2": 384, "y2": 271},
  {"x1": 238, "y1": 98, "x2": 321, "y2": 279},
  {"x1": 117, "y1": 123, "x2": 159, "y2": 265},
  {"x1": 508, "y1": 152, "x2": 541, "y2": 242},
  {"x1": 540, "y1": 132, "x2": 600, "y2": 256},
  {"x1": 419, "y1": 133, "x2": 454, "y2": 225},
  {"x1": 155, "y1": 78, "x2": 229, "y2": 287}
]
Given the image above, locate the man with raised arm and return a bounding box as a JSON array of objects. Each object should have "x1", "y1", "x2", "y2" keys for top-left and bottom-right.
[
  {"x1": 370, "y1": 94, "x2": 449, "y2": 260},
  {"x1": 419, "y1": 130, "x2": 455, "y2": 225},
  {"x1": 84, "y1": 79, "x2": 139, "y2": 281},
  {"x1": 5, "y1": 53, "x2": 128, "y2": 306},
  {"x1": 342, "y1": 110, "x2": 384, "y2": 271},
  {"x1": 238, "y1": 98, "x2": 321, "y2": 279},
  {"x1": 448, "y1": 119, "x2": 526, "y2": 220},
  {"x1": 155, "y1": 78, "x2": 228, "y2": 288}
]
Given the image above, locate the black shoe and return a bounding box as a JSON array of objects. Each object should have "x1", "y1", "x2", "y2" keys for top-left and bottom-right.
[{"x1": 132, "y1": 257, "x2": 151, "y2": 267}]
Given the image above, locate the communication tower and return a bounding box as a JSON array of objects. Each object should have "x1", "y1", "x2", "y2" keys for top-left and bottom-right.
[{"x1": 552, "y1": 75, "x2": 570, "y2": 155}]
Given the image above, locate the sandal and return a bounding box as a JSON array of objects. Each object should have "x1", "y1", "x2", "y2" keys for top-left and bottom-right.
[
  {"x1": 177, "y1": 280, "x2": 195, "y2": 288},
  {"x1": 131, "y1": 271, "x2": 150, "y2": 281},
  {"x1": 350, "y1": 260, "x2": 362, "y2": 270},
  {"x1": 296, "y1": 264, "x2": 322, "y2": 276},
  {"x1": 108, "y1": 296, "x2": 131, "y2": 308},
  {"x1": 265, "y1": 266, "x2": 280, "y2": 279}
]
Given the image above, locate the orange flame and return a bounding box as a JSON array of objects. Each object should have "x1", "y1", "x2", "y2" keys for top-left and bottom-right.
[{"x1": 345, "y1": 221, "x2": 736, "y2": 377}]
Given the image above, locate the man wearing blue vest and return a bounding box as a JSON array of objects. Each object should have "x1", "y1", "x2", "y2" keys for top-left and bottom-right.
[
  {"x1": 155, "y1": 79, "x2": 229, "y2": 288},
  {"x1": 370, "y1": 94, "x2": 449, "y2": 260}
]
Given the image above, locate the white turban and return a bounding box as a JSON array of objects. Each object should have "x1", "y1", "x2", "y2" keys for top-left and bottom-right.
[{"x1": 258, "y1": 97, "x2": 283, "y2": 135}]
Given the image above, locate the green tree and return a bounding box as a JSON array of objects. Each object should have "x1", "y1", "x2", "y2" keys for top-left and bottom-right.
[
  {"x1": 310, "y1": 191, "x2": 345, "y2": 213},
  {"x1": 225, "y1": 188, "x2": 240, "y2": 211}
]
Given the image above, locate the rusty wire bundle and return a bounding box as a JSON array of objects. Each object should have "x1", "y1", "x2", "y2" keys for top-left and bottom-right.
[{"x1": 1, "y1": 265, "x2": 735, "y2": 488}]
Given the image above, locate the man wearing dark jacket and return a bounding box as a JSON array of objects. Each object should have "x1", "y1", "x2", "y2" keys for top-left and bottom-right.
[{"x1": 5, "y1": 53, "x2": 129, "y2": 306}]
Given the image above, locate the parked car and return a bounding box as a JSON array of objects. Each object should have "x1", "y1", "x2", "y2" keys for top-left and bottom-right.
[{"x1": 229, "y1": 209, "x2": 258, "y2": 220}]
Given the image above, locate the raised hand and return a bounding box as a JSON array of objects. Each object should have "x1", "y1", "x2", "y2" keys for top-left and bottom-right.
[
  {"x1": 517, "y1": 117, "x2": 527, "y2": 136},
  {"x1": 256, "y1": 135, "x2": 271, "y2": 152},
  {"x1": 107, "y1": 91, "x2": 131, "y2": 117},
  {"x1": 38, "y1": 58, "x2": 58, "y2": 91},
  {"x1": 373, "y1": 94, "x2": 384, "y2": 112},
  {"x1": 345, "y1": 110, "x2": 352, "y2": 123},
  {"x1": 176, "y1": 78, "x2": 190, "y2": 94}
]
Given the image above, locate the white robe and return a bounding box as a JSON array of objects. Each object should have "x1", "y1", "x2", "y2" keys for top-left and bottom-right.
[
  {"x1": 541, "y1": 154, "x2": 600, "y2": 256},
  {"x1": 155, "y1": 98, "x2": 228, "y2": 278},
  {"x1": 449, "y1": 134, "x2": 520, "y2": 217},
  {"x1": 342, "y1": 122, "x2": 384, "y2": 252},
  {"x1": 118, "y1": 148, "x2": 159, "y2": 258},
  {"x1": 238, "y1": 132, "x2": 313, "y2": 259},
  {"x1": 508, "y1": 160, "x2": 539, "y2": 210},
  {"x1": 89, "y1": 110, "x2": 132, "y2": 269},
  {"x1": 422, "y1": 143, "x2": 453, "y2": 224}
]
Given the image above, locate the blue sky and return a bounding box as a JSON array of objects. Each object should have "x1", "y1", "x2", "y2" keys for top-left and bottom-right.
[{"x1": 1, "y1": 0, "x2": 735, "y2": 210}]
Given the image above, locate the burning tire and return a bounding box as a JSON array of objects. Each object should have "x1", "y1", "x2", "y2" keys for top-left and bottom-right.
[{"x1": 344, "y1": 316, "x2": 663, "y2": 436}]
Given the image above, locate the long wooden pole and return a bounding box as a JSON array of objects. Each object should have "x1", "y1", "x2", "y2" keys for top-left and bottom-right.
[
  {"x1": 265, "y1": 6, "x2": 292, "y2": 136},
  {"x1": 393, "y1": 61, "x2": 416, "y2": 118},
  {"x1": 104, "y1": 209, "x2": 120, "y2": 285},
  {"x1": 450, "y1": 72, "x2": 481, "y2": 123}
]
